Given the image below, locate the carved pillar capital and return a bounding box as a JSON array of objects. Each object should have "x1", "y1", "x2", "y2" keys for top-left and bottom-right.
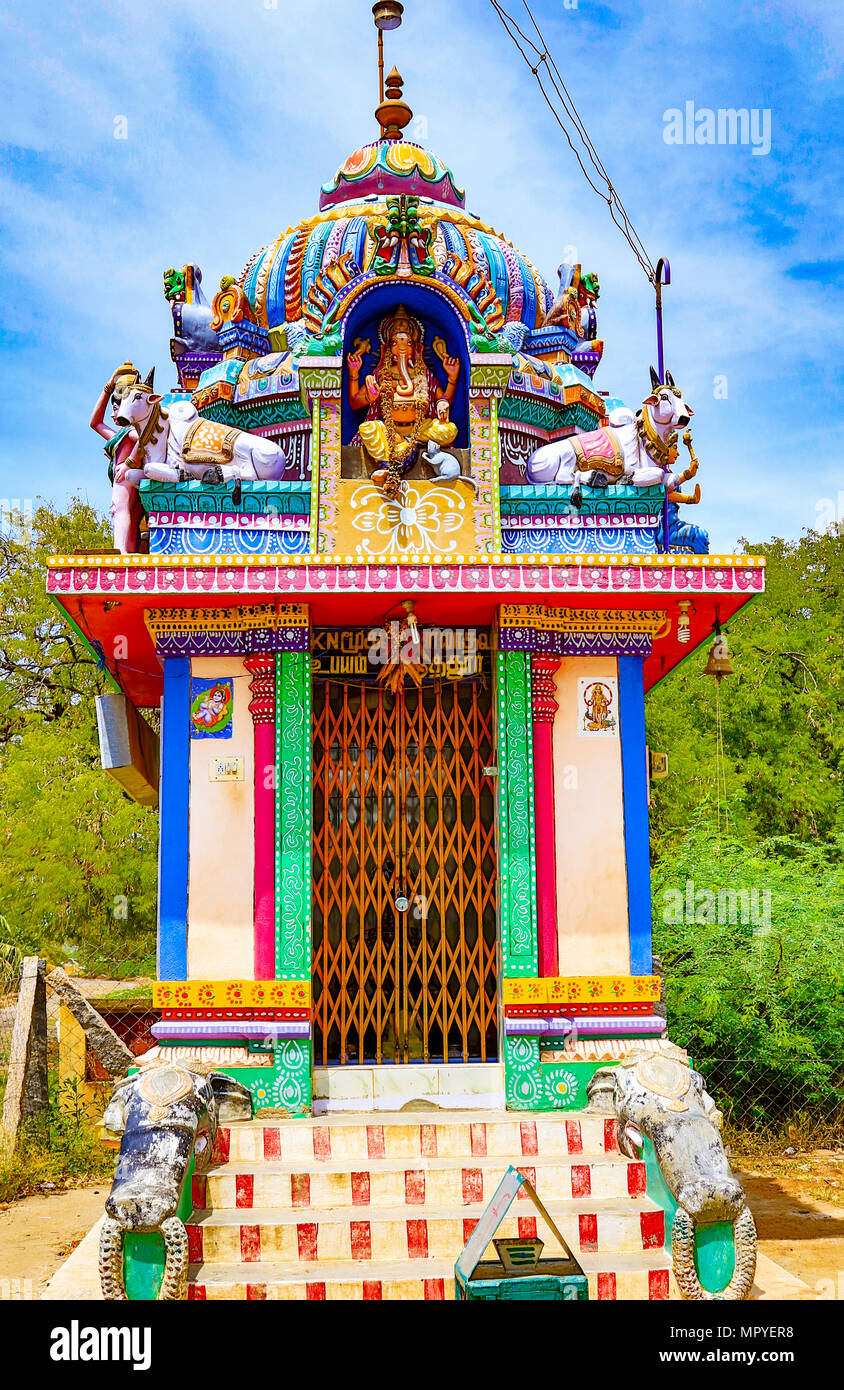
[
  {"x1": 245, "y1": 652, "x2": 276, "y2": 725},
  {"x1": 531, "y1": 654, "x2": 561, "y2": 723}
]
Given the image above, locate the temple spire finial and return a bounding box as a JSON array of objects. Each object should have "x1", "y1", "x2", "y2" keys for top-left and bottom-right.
[
  {"x1": 372, "y1": 3, "x2": 411, "y2": 140},
  {"x1": 376, "y1": 66, "x2": 413, "y2": 141}
]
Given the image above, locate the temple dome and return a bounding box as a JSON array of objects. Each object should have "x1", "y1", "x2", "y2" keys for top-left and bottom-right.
[
  {"x1": 320, "y1": 139, "x2": 465, "y2": 211},
  {"x1": 237, "y1": 139, "x2": 553, "y2": 334}
]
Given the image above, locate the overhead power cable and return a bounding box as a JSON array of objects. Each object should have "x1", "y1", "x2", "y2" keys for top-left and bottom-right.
[{"x1": 489, "y1": 0, "x2": 657, "y2": 285}]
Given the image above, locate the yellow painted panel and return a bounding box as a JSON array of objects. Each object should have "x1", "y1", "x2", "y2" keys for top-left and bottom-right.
[
  {"x1": 153, "y1": 980, "x2": 311, "y2": 1007},
  {"x1": 332, "y1": 478, "x2": 478, "y2": 559},
  {"x1": 502, "y1": 976, "x2": 660, "y2": 1005}
]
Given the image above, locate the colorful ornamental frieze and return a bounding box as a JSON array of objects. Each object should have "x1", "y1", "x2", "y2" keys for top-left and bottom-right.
[
  {"x1": 152, "y1": 981, "x2": 312, "y2": 1008},
  {"x1": 503, "y1": 976, "x2": 661, "y2": 1005}
]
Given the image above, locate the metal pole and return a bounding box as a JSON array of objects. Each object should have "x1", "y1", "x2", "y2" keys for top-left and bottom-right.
[
  {"x1": 655, "y1": 256, "x2": 671, "y2": 383},
  {"x1": 378, "y1": 29, "x2": 386, "y2": 137}
]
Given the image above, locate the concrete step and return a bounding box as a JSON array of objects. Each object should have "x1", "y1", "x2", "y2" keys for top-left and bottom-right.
[
  {"x1": 186, "y1": 1197, "x2": 665, "y2": 1263},
  {"x1": 187, "y1": 1251, "x2": 675, "y2": 1301},
  {"x1": 312, "y1": 1064, "x2": 505, "y2": 1113},
  {"x1": 213, "y1": 1111, "x2": 621, "y2": 1165},
  {"x1": 198, "y1": 1153, "x2": 647, "y2": 1211}
]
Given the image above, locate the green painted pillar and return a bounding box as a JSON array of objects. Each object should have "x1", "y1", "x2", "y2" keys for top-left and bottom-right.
[
  {"x1": 496, "y1": 650, "x2": 538, "y2": 978},
  {"x1": 270, "y1": 647, "x2": 313, "y2": 1114},
  {"x1": 496, "y1": 649, "x2": 540, "y2": 1108}
]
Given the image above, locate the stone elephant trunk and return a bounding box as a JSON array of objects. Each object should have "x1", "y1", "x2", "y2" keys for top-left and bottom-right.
[
  {"x1": 99, "y1": 1059, "x2": 252, "y2": 1301},
  {"x1": 642, "y1": 1113, "x2": 745, "y2": 1224},
  {"x1": 105, "y1": 1124, "x2": 197, "y2": 1233},
  {"x1": 587, "y1": 1049, "x2": 758, "y2": 1301}
]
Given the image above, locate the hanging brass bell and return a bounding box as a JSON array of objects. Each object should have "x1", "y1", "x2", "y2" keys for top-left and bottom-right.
[{"x1": 703, "y1": 632, "x2": 735, "y2": 681}]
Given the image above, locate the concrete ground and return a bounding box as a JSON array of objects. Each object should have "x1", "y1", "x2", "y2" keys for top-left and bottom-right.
[
  {"x1": 737, "y1": 1168, "x2": 844, "y2": 1298},
  {"x1": 0, "y1": 1186, "x2": 106, "y2": 1299}
]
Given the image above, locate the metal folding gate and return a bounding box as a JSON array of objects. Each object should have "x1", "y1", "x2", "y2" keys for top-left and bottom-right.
[{"x1": 312, "y1": 674, "x2": 498, "y2": 1065}]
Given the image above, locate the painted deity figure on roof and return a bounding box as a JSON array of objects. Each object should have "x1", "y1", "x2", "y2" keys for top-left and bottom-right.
[
  {"x1": 89, "y1": 360, "x2": 144, "y2": 555},
  {"x1": 347, "y1": 306, "x2": 461, "y2": 495}
]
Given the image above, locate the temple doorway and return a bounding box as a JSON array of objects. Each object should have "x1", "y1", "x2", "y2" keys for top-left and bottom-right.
[{"x1": 311, "y1": 648, "x2": 497, "y2": 1065}]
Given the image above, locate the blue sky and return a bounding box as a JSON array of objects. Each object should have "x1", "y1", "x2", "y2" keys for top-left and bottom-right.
[{"x1": 1, "y1": 0, "x2": 841, "y2": 552}]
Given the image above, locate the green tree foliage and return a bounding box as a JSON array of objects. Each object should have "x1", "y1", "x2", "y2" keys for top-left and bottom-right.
[
  {"x1": 0, "y1": 500, "x2": 112, "y2": 740},
  {"x1": 648, "y1": 526, "x2": 844, "y2": 1131},
  {"x1": 652, "y1": 821, "x2": 844, "y2": 1130},
  {"x1": 647, "y1": 526, "x2": 844, "y2": 852},
  {"x1": 0, "y1": 501, "x2": 156, "y2": 973}
]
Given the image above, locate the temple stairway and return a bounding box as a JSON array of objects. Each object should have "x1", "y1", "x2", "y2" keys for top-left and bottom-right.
[{"x1": 185, "y1": 1109, "x2": 676, "y2": 1300}]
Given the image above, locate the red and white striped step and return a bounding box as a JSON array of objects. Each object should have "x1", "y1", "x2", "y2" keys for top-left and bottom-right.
[
  {"x1": 209, "y1": 1113, "x2": 623, "y2": 1165},
  {"x1": 196, "y1": 1153, "x2": 647, "y2": 1210},
  {"x1": 186, "y1": 1110, "x2": 674, "y2": 1300},
  {"x1": 188, "y1": 1253, "x2": 673, "y2": 1302},
  {"x1": 186, "y1": 1198, "x2": 664, "y2": 1262}
]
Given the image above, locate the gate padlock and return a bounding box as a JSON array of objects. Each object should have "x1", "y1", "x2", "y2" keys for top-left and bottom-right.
[{"x1": 394, "y1": 895, "x2": 410, "y2": 913}]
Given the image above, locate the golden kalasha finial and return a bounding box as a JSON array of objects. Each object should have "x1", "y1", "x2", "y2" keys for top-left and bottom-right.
[{"x1": 376, "y1": 66, "x2": 413, "y2": 141}]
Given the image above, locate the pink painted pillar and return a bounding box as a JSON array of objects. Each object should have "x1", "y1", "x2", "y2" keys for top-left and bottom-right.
[
  {"x1": 532, "y1": 655, "x2": 561, "y2": 977},
  {"x1": 246, "y1": 653, "x2": 277, "y2": 980}
]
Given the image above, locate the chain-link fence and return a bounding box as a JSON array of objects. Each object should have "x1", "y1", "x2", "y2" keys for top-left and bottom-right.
[
  {"x1": 55, "y1": 984, "x2": 159, "y2": 1118},
  {"x1": 663, "y1": 978, "x2": 844, "y2": 1147},
  {"x1": 0, "y1": 959, "x2": 157, "y2": 1202},
  {"x1": 680, "y1": 1055, "x2": 844, "y2": 1147}
]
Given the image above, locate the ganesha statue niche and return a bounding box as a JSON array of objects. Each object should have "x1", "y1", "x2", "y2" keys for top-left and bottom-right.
[{"x1": 347, "y1": 305, "x2": 461, "y2": 496}]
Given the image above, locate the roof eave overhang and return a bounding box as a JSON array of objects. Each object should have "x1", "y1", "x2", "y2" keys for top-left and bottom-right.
[{"x1": 46, "y1": 553, "x2": 765, "y2": 708}]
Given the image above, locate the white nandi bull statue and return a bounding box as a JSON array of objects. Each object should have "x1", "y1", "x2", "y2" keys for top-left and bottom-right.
[
  {"x1": 527, "y1": 367, "x2": 700, "y2": 509},
  {"x1": 114, "y1": 369, "x2": 287, "y2": 488}
]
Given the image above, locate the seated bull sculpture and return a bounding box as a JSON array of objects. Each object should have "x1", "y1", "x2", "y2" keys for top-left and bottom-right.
[
  {"x1": 99, "y1": 1058, "x2": 252, "y2": 1301},
  {"x1": 526, "y1": 368, "x2": 702, "y2": 512},
  {"x1": 587, "y1": 1049, "x2": 757, "y2": 1300}
]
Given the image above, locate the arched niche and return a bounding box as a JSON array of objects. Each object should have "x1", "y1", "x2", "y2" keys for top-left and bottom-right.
[{"x1": 339, "y1": 282, "x2": 471, "y2": 451}]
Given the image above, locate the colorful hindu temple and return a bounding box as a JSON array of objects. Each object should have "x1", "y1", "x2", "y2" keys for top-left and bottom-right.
[{"x1": 51, "y1": 4, "x2": 765, "y2": 1301}]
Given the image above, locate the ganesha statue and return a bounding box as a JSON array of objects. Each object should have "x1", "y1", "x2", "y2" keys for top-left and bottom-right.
[{"x1": 348, "y1": 305, "x2": 461, "y2": 496}]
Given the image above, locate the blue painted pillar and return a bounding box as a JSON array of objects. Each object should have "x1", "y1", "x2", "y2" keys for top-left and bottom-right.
[
  {"x1": 618, "y1": 656, "x2": 652, "y2": 974},
  {"x1": 158, "y1": 657, "x2": 190, "y2": 979}
]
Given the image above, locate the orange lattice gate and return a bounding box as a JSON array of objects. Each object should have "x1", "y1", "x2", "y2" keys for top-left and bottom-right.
[{"x1": 312, "y1": 673, "x2": 498, "y2": 1065}]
